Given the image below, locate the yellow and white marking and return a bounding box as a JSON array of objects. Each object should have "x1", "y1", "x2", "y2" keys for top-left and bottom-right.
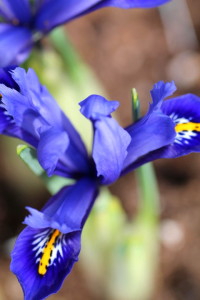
[
  {"x1": 171, "y1": 114, "x2": 200, "y2": 145},
  {"x1": 32, "y1": 229, "x2": 65, "y2": 276},
  {"x1": 175, "y1": 122, "x2": 200, "y2": 133},
  {"x1": 38, "y1": 229, "x2": 61, "y2": 275}
]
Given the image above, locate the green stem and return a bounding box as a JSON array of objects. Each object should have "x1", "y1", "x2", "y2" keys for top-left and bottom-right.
[
  {"x1": 49, "y1": 27, "x2": 86, "y2": 84},
  {"x1": 130, "y1": 89, "x2": 160, "y2": 300},
  {"x1": 136, "y1": 163, "x2": 159, "y2": 219},
  {"x1": 131, "y1": 87, "x2": 160, "y2": 219}
]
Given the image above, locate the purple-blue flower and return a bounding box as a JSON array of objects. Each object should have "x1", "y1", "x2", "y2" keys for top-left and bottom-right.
[
  {"x1": 1, "y1": 67, "x2": 200, "y2": 299},
  {"x1": 0, "y1": 0, "x2": 170, "y2": 67}
]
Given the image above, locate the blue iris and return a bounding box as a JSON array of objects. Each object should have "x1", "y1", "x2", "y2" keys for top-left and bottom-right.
[
  {"x1": 1, "y1": 67, "x2": 199, "y2": 299},
  {"x1": 0, "y1": 0, "x2": 170, "y2": 67}
]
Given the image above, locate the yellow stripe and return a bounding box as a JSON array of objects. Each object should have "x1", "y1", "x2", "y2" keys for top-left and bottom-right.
[
  {"x1": 38, "y1": 229, "x2": 60, "y2": 276},
  {"x1": 175, "y1": 122, "x2": 200, "y2": 133}
]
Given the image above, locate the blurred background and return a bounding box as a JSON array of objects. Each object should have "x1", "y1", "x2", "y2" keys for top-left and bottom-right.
[{"x1": 1, "y1": 0, "x2": 200, "y2": 299}]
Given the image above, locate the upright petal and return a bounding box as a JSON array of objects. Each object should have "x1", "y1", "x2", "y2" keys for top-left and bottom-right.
[
  {"x1": 80, "y1": 95, "x2": 131, "y2": 185},
  {"x1": 0, "y1": 67, "x2": 90, "y2": 177},
  {"x1": 93, "y1": 117, "x2": 131, "y2": 184},
  {"x1": 11, "y1": 178, "x2": 99, "y2": 300},
  {"x1": 0, "y1": 68, "x2": 38, "y2": 146},
  {"x1": 11, "y1": 68, "x2": 88, "y2": 158},
  {"x1": 37, "y1": 128, "x2": 70, "y2": 176},
  {"x1": 0, "y1": 78, "x2": 40, "y2": 146},
  {"x1": 149, "y1": 80, "x2": 176, "y2": 111},
  {"x1": 0, "y1": 24, "x2": 32, "y2": 67},
  {"x1": 80, "y1": 94, "x2": 119, "y2": 119},
  {"x1": 122, "y1": 81, "x2": 177, "y2": 174}
]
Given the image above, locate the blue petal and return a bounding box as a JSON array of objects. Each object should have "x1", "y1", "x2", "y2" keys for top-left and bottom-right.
[
  {"x1": 90, "y1": 0, "x2": 170, "y2": 9},
  {"x1": 9, "y1": 68, "x2": 72, "y2": 134},
  {"x1": 80, "y1": 95, "x2": 131, "y2": 184},
  {"x1": 121, "y1": 81, "x2": 177, "y2": 174},
  {"x1": 93, "y1": 117, "x2": 131, "y2": 184},
  {"x1": 0, "y1": 67, "x2": 19, "y2": 89},
  {"x1": 80, "y1": 94, "x2": 119, "y2": 119},
  {"x1": 13, "y1": 68, "x2": 89, "y2": 160},
  {"x1": 122, "y1": 112, "x2": 176, "y2": 174},
  {"x1": 123, "y1": 93, "x2": 200, "y2": 170},
  {"x1": 0, "y1": 0, "x2": 31, "y2": 23},
  {"x1": 25, "y1": 178, "x2": 99, "y2": 232},
  {"x1": 0, "y1": 108, "x2": 12, "y2": 132},
  {"x1": 0, "y1": 82, "x2": 40, "y2": 145},
  {"x1": 11, "y1": 178, "x2": 98, "y2": 299},
  {"x1": 21, "y1": 0, "x2": 169, "y2": 35},
  {"x1": 24, "y1": 208, "x2": 56, "y2": 230},
  {"x1": 11, "y1": 226, "x2": 81, "y2": 300},
  {"x1": 0, "y1": 89, "x2": 38, "y2": 146},
  {"x1": 37, "y1": 128, "x2": 70, "y2": 176},
  {"x1": 0, "y1": 67, "x2": 19, "y2": 133},
  {"x1": 0, "y1": 67, "x2": 89, "y2": 176},
  {"x1": 24, "y1": 206, "x2": 79, "y2": 234},
  {"x1": 37, "y1": 126, "x2": 90, "y2": 178},
  {"x1": 0, "y1": 0, "x2": 14, "y2": 20},
  {"x1": 35, "y1": 0, "x2": 106, "y2": 33},
  {"x1": 149, "y1": 80, "x2": 177, "y2": 112},
  {"x1": 159, "y1": 94, "x2": 200, "y2": 157},
  {"x1": 0, "y1": 24, "x2": 32, "y2": 67}
]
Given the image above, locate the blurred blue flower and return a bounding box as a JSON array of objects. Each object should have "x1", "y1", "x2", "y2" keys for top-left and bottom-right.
[
  {"x1": 1, "y1": 67, "x2": 200, "y2": 299},
  {"x1": 0, "y1": 0, "x2": 170, "y2": 67}
]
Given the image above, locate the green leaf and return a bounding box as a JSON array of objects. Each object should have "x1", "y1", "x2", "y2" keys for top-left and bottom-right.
[
  {"x1": 17, "y1": 145, "x2": 74, "y2": 195},
  {"x1": 17, "y1": 145, "x2": 44, "y2": 176}
]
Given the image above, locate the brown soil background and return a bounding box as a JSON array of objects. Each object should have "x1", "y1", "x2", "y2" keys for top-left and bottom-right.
[{"x1": 1, "y1": 1, "x2": 200, "y2": 299}]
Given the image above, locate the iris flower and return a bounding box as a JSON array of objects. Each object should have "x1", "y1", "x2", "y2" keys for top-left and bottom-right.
[
  {"x1": 0, "y1": 0, "x2": 170, "y2": 67},
  {"x1": 1, "y1": 67, "x2": 200, "y2": 299}
]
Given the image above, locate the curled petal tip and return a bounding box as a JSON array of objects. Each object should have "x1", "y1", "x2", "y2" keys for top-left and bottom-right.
[
  {"x1": 80, "y1": 94, "x2": 119, "y2": 120},
  {"x1": 150, "y1": 81, "x2": 177, "y2": 110}
]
